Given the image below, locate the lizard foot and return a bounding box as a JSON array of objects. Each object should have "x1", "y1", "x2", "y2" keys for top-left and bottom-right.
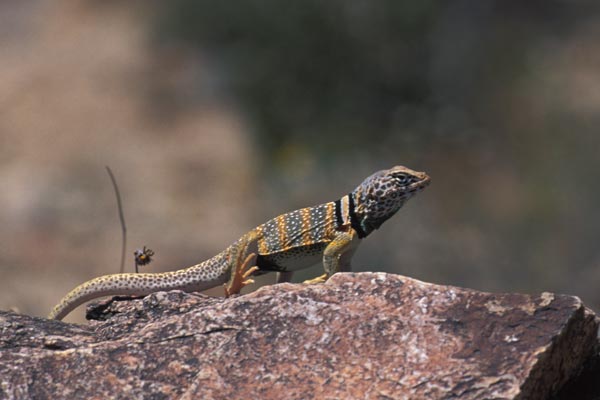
[
  {"x1": 224, "y1": 252, "x2": 259, "y2": 297},
  {"x1": 303, "y1": 273, "x2": 328, "y2": 285}
]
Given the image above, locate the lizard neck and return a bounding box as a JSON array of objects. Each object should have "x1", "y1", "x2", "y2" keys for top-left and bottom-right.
[
  {"x1": 334, "y1": 193, "x2": 369, "y2": 239},
  {"x1": 344, "y1": 190, "x2": 408, "y2": 239}
]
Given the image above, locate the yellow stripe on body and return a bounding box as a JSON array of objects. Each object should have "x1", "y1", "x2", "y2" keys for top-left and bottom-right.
[
  {"x1": 300, "y1": 207, "x2": 313, "y2": 246},
  {"x1": 324, "y1": 201, "x2": 336, "y2": 238},
  {"x1": 256, "y1": 225, "x2": 269, "y2": 254},
  {"x1": 276, "y1": 214, "x2": 288, "y2": 249}
]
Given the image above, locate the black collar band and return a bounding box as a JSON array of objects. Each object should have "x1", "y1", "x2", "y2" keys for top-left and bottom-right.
[
  {"x1": 348, "y1": 193, "x2": 368, "y2": 238},
  {"x1": 333, "y1": 198, "x2": 344, "y2": 227}
]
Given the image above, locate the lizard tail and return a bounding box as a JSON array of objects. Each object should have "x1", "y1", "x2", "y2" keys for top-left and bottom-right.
[{"x1": 48, "y1": 252, "x2": 232, "y2": 320}]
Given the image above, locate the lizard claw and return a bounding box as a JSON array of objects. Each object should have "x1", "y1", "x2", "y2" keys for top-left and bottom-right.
[
  {"x1": 303, "y1": 273, "x2": 328, "y2": 285},
  {"x1": 224, "y1": 252, "x2": 259, "y2": 297},
  {"x1": 241, "y1": 263, "x2": 259, "y2": 281}
]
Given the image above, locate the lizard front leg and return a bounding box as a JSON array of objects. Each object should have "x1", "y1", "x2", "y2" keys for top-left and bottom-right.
[
  {"x1": 224, "y1": 231, "x2": 260, "y2": 297},
  {"x1": 304, "y1": 229, "x2": 359, "y2": 284}
]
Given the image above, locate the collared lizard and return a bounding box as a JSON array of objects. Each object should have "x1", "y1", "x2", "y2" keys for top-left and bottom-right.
[{"x1": 49, "y1": 166, "x2": 430, "y2": 320}]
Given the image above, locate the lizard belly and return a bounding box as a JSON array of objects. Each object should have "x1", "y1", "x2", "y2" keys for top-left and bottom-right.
[{"x1": 256, "y1": 243, "x2": 327, "y2": 272}]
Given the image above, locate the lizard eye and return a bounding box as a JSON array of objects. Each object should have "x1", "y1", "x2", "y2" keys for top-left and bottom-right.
[{"x1": 393, "y1": 174, "x2": 410, "y2": 186}]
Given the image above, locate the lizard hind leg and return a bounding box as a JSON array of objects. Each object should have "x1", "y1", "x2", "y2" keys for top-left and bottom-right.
[
  {"x1": 224, "y1": 232, "x2": 260, "y2": 297},
  {"x1": 224, "y1": 252, "x2": 258, "y2": 297}
]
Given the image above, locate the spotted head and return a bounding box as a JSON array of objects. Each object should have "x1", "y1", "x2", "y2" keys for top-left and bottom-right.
[{"x1": 349, "y1": 166, "x2": 430, "y2": 238}]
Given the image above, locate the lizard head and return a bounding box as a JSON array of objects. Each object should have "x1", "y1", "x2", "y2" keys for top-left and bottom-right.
[{"x1": 350, "y1": 165, "x2": 430, "y2": 237}]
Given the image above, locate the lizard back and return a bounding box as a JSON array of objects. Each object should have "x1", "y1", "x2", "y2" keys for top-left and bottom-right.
[{"x1": 254, "y1": 202, "x2": 340, "y2": 272}]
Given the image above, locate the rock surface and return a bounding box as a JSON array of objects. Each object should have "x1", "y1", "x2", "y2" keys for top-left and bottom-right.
[{"x1": 1, "y1": 272, "x2": 599, "y2": 399}]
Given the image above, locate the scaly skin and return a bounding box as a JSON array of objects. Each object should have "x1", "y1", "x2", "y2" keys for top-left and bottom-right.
[
  {"x1": 49, "y1": 166, "x2": 430, "y2": 320},
  {"x1": 48, "y1": 233, "x2": 260, "y2": 320}
]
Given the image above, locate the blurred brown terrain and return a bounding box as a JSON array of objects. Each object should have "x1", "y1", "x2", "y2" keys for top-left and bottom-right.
[{"x1": 1, "y1": 1, "x2": 600, "y2": 322}]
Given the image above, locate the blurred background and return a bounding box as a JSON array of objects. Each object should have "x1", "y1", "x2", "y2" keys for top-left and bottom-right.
[{"x1": 1, "y1": 1, "x2": 600, "y2": 322}]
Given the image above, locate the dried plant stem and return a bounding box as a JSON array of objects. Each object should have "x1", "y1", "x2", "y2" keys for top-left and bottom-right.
[{"x1": 106, "y1": 166, "x2": 127, "y2": 273}]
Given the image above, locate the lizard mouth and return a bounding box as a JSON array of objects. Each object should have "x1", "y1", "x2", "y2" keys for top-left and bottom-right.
[{"x1": 408, "y1": 173, "x2": 431, "y2": 192}]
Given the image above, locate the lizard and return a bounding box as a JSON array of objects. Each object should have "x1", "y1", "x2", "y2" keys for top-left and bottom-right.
[{"x1": 48, "y1": 165, "x2": 430, "y2": 320}]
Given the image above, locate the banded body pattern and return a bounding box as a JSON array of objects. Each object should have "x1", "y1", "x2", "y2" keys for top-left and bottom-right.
[
  {"x1": 255, "y1": 202, "x2": 336, "y2": 272},
  {"x1": 254, "y1": 194, "x2": 363, "y2": 272}
]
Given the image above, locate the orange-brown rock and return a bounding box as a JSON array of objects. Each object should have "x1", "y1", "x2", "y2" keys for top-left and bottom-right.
[{"x1": 1, "y1": 272, "x2": 598, "y2": 399}]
